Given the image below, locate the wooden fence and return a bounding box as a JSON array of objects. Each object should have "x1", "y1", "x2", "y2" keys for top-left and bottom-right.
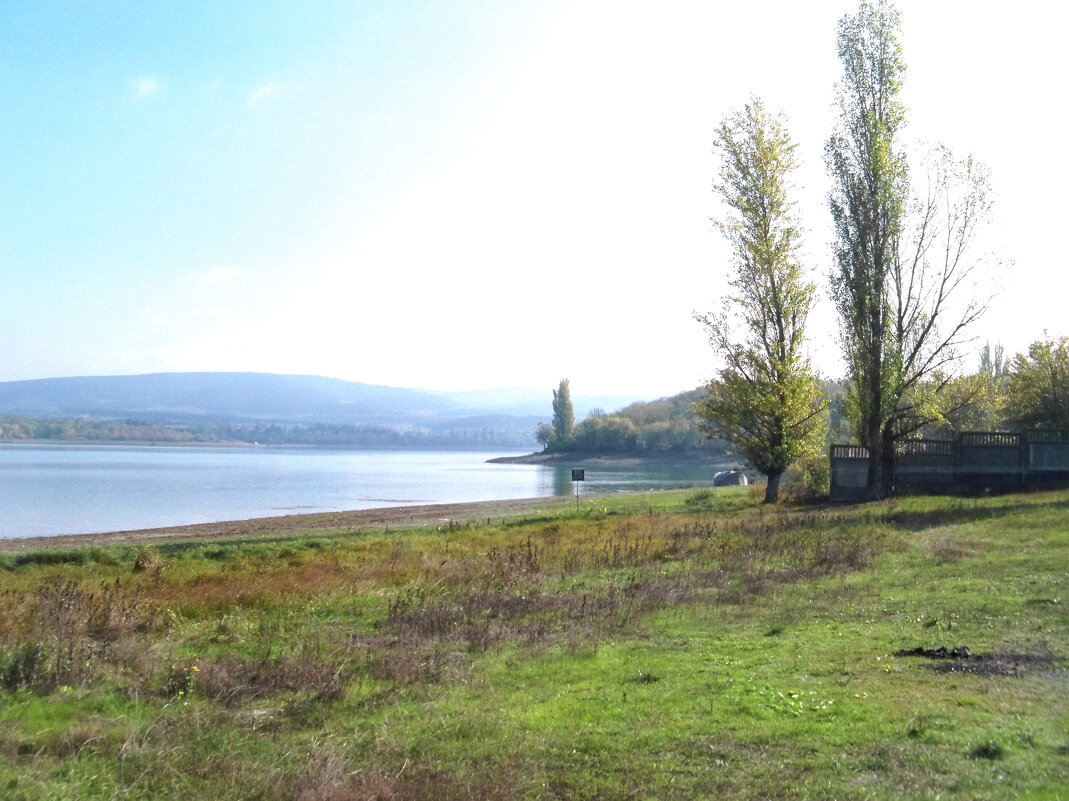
[{"x1": 830, "y1": 430, "x2": 1069, "y2": 501}]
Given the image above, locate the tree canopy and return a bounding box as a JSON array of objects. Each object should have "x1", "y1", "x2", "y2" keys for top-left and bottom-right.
[
  {"x1": 828, "y1": 0, "x2": 992, "y2": 498},
  {"x1": 695, "y1": 99, "x2": 825, "y2": 503},
  {"x1": 1003, "y1": 336, "x2": 1069, "y2": 430},
  {"x1": 551, "y1": 378, "x2": 575, "y2": 447}
]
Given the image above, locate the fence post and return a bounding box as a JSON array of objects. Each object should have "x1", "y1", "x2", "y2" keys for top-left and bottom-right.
[
  {"x1": 953, "y1": 432, "x2": 961, "y2": 494},
  {"x1": 1020, "y1": 432, "x2": 1028, "y2": 489}
]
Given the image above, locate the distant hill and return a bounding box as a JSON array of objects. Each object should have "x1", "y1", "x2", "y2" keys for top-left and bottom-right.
[
  {"x1": 0, "y1": 373, "x2": 453, "y2": 426},
  {"x1": 0, "y1": 373, "x2": 650, "y2": 446}
]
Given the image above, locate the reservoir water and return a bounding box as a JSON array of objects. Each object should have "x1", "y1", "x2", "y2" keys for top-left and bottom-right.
[{"x1": 0, "y1": 444, "x2": 718, "y2": 539}]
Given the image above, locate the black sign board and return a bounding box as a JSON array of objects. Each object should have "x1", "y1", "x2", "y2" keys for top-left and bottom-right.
[{"x1": 571, "y1": 469, "x2": 585, "y2": 482}]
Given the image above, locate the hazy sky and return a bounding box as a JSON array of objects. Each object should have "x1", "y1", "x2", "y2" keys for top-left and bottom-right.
[{"x1": 2, "y1": 1, "x2": 1064, "y2": 396}]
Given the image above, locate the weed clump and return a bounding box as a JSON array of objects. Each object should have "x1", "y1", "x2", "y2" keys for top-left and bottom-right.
[
  {"x1": 628, "y1": 669, "x2": 662, "y2": 684},
  {"x1": 164, "y1": 664, "x2": 200, "y2": 698},
  {"x1": 10, "y1": 547, "x2": 121, "y2": 569},
  {"x1": 0, "y1": 642, "x2": 45, "y2": 691},
  {"x1": 133, "y1": 547, "x2": 163, "y2": 573},
  {"x1": 0, "y1": 581, "x2": 155, "y2": 692},
  {"x1": 968, "y1": 740, "x2": 1005, "y2": 760},
  {"x1": 193, "y1": 656, "x2": 350, "y2": 704}
]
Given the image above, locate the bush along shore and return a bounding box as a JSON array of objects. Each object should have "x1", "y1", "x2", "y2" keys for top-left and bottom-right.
[{"x1": 0, "y1": 486, "x2": 1066, "y2": 800}]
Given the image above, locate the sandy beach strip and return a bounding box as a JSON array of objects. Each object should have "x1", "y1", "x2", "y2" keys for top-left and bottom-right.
[{"x1": 0, "y1": 495, "x2": 583, "y2": 552}]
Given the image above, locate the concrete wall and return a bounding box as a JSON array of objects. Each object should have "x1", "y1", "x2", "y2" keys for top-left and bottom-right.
[
  {"x1": 895, "y1": 439, "x2": 955, "y2": 494},
  {"x1": 829, "y1": 445, "x2": 871, "y2": 502},
  {"x1": 829, "y1": 430, "x2": 1069, "y2": 500}
]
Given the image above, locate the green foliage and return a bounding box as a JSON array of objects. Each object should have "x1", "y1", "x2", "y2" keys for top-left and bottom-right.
[
  {"x1": 0, "y1": 414, "x2": 223, "y2": 443},
  {"x1": 696, "y1": 98, "x2": 825, "y2": 502},
  {"x1": 1003, "y1": 335, "x2": 1069, "y2": 429},
  {"x1": 827, "y1": 0, "x2": 909, "y2": 478},
  {"x1": 928, "y1": 370, "x2": 1003, "y2": 435},
  {"x1": 534, "y1": 421, "x2": 554, "y2": 451},
  {"x1": 0, "y1": 489, "x2": 1067, "y2": 799},
  {"x1": 611, "y1": 389, "x2": 715, "y2": 453},
  {"x1": 828, "y1": 2, "x2": 993, "y2": 498},
  {"x1": 571, "y1": 414, "x2": 639, "y2": 452},
  {"x1": 695, "y1": 373, "x2": 825, "y2": 497},
  {"x1": 0, "y1": 416, "x2": 537, "y2": 449},
  {"x1": 869, "y1": 341, "x2": 1012, "y2": 439},
  {"x1": 784, "y1": 411, "x2": 831, "y2": 498},
  {"x1": 979, "y1": 341, "x2": 1009, "y2": 381},
  {"x1": 10, "y1": 547, "x2": 124, "y2": 569},
  {"x1": 551, "y1": 378, "x2": 575, "y2": 447},
  {"x1": 555, "y1": 388, "x2": 721, "y2": 455}
]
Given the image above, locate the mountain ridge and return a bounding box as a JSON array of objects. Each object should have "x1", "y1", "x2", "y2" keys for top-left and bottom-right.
[{"x1": 0, "y1": 372, "x2": 648, "y2": 429}]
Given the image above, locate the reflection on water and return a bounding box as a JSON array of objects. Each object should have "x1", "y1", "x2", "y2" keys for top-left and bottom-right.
[
  {"x1": 539, "y1": 466, "x2": 575, "y2": 497},
  {"x1": 536, "y1": 460, "x2": 719, "y2": 497}
]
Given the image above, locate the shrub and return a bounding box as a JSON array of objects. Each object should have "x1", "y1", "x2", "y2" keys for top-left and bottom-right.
[{"x1": 133, "y1": 548, "x2": 163, "y2": 573}]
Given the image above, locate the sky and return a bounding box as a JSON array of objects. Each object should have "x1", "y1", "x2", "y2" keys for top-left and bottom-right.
[{"x1": 1, "y1": 1, "x2": 1065, "y2": 398}]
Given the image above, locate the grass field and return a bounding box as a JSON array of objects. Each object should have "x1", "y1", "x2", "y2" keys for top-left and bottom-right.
[{"x1": 1, "y1": 487, "x2": 1066, "y2": 799}]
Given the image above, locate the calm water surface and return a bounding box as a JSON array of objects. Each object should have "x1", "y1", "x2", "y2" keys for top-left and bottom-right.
[{"x1": 0, "y1": 444, "x2": 716, "y2": 539}]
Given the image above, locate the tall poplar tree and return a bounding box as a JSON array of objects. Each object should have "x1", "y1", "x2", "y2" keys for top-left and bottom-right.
[
  {"x1": 827, "y1": 0, "x2": 908, "y2": 499},
  {"x1": 551, "y1": 378, "x2": 575, "y2": 446},
  {"x1": 695, "y1": 99, "x2": 824, "y2": 503},
  {"x1": 828, "y1": 0, "x2": 991, "y2": 498}
]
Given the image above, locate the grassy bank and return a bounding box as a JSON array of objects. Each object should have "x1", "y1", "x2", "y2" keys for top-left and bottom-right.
[{"x1": 1, "y1": 488, "x2": 1066, "y2": 799}]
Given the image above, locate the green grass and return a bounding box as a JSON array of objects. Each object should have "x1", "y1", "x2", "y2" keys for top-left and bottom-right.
[{"x1": 0, "y1": 486, "x2": 1066, "y2": 799}]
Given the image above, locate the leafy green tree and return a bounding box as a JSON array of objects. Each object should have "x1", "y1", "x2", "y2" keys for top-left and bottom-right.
[
  {"x1": 572, "y1": 415, "x2": 639, "y2": 453},
  {"x1": 930, "y1": 372, "x2": 995, "y2": 435},
  {"x1": 551, "y1": 378, "x2": 575, "y2": 446},
  {"x1": 934, "y1": 342, "x2": 1010, "y2": 434},
  {"x1": 695, "y1": 98, "x2": 825, "y2": 503},
  {"x1": 979, "y1": 341, "x2": 1008, "y2": 381},
  {"x1": 828, "y1": 0, "x2": 992, "y2": 498},
  {"x1": 1003, "y1": 336, "x2": 1069, "y2": 429},
  {"x1": 534, "y1": 421, "x2": 555, "y2": 451}
]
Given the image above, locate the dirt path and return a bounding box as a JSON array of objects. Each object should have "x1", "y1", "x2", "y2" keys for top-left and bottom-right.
[{"x1": 0, "y1": 495, "x2": 582, "y2": 552}]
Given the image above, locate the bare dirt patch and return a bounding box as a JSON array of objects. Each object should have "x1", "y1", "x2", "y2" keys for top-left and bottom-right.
[{"x1": 894, "y1": 646, "x2": 1059, "y2": 676}]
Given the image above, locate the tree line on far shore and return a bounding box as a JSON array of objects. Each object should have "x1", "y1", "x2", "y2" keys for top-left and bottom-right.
[
  {"x1": 535, "y1": 379, "x2": 726, "y2": 457},
  {"x1": 0, "y1": 417, "x2": 538, "y2": 449}
]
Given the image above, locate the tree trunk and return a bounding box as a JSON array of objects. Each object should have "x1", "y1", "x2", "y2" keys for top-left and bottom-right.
[
  {"x1": 866, "y1": 443, "x2": 884, "y2": 501},
  {"x1": 866, "y1": 355, "x2": 885, "y2": 501},
  {"x1": 764, "y1": 471, "x2": 782, "y2": 504},
  {"x1": 880, "y1": 452, "x2": 894, "y2": 498},
  {"x1": 879, "y1": 428, "x2": 896, "y2": 499}
]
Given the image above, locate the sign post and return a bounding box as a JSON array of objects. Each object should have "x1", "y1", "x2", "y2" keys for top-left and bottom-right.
[{"x1": 571, "y1": 469, "x2": 585, "y2": 508}]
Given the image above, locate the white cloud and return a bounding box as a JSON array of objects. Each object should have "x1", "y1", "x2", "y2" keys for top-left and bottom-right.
[
  {"x1": 133, "y1": 76, "x2": 162, "y2": 98},
  {"x1": 248, "y1": 82, "x2": 283, "y2": 106}
]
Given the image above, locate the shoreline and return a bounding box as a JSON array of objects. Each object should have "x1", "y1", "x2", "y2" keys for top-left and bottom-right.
[
  {"x1": 487, "y1": 451, "x2": 733, "y2": 467},
  {"x1": 0, "y1": 440, "x2": 522, "y2": 451},
  {"x1": 0, "y1": 494, "x2": 587, "y2": 552},
  {"x1": 1, "y1": 452, "x2": 737, "y2": 552},
  {"x1": 0, "y1": 438, "x2": 254, "y2": 448}
]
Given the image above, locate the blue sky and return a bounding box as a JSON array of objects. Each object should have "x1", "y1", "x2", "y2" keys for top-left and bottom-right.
[{"x1": 2, "y1": 1, "x2": 1065, "y2": 395}]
